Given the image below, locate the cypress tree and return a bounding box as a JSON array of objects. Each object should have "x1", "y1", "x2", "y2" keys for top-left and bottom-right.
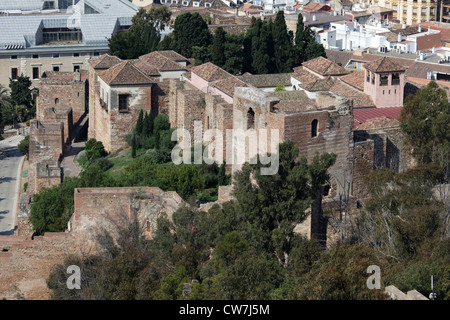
[
  {"x1": 294, "y1": 13, "x2": 307, "y2": 64},
  {"x1": 142, "y1": 112, "x2": 149, "y2": 138},
  {"x1": 147, "y1": 110, "x2": 154, "y2": 135},
  {"x1": 135, "y1": 109, "x2": 144, "y2": 135},
  {"x1": 131, "y1": 134, "x2": 137, "y2": 158},
  {"x1": 272, "y1": 11, "x2": 296, "y2": 73},
  {"x1": 211, "y1": 27, "x2": 226, "y2": 67}
]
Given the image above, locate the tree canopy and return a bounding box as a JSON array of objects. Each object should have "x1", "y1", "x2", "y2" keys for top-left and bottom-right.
[{"x1": 400, "y1": 81, "x2": 450, "y2": 177}]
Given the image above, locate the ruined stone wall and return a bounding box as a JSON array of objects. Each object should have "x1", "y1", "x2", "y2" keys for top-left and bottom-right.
[
  {"x1": 0, "y1": 186, "x2": 184, "y2": 300},
  {"x1": 107, "y1": 85, "x2": 152, "y2": 153},
  {"x1": 0, "y1": 233, "x2": 77, "y2": 300},
  {"x1": 152, "y1": 79, "x2": 171, "y2": 116},
  {"x1": 41, "y1": 107, "x2": 73, "y2": 145},
  {"x1": 88, "y1": 65, "x2": 99, "y2": 140},
  {"x1": 173, "y1": 85, "x2": 206, "y2": 143},
  {"x1": 34, "y1": 161, "x2": 62, "y2": 194},
  {"x1": 70, "y1": 187, "x2": 183, "y2": 252},
  {"x1": 354, "y1": 126, "x2": 415, "y2": 174},
  {"x1": 352, "y1": 139, "x2": 375, "y2": 202},
  {"x1": 168, "y1": 79, "x2": 179, "y2": 128},
  {"x1": 28, "y1": 120, "x2": 64, "y2": 195},
  {"x1": 37, "y1": 75, "x2": 86, "y2": 125}
]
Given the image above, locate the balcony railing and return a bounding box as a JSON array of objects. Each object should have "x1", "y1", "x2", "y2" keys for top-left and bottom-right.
[
  {"x1": 380, "y1": 79, "x2": 389, "y2": 86},
  {"x1": 391, "y1": 79, "x2": 400, "y2": 85}
]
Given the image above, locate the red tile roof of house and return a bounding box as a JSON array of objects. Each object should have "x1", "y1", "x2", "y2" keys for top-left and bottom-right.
[
  {"x1": 364, "y1": 56, "x2": 406, "y2": 73},
  {"x1": 191, "y1": 62, "x2": 233, "y2": 82},
  {"x1": 98, "y1": 60, "x2": 154, "y2": 86},
  {"x1": 338, "y1": 70, "x2": 365, "y2": 91},
  {"x1": 139, "y1": 51, "x2": 186, "y2": 71},
  {"x1": 156, "y1": 50, "x2": 189, "y2": 62},
  {"x1": 302, "y1": 2, "x2": 330, "y2": 12},
  {"x1": 90, "y1": 54, "x2": 122, "y2": 70},
  {"x1": 302, "y1": 56, "x2": 350, "y2": 76},
  {"x1": 353, "y1": 107, "x2": 403, "y2": 127},
  {"x1": 211, "y1": 76, "x2": 249, "y2": 98},
  {"x1": 416, "y1": 21, "x2": 450, "y2": 42}
]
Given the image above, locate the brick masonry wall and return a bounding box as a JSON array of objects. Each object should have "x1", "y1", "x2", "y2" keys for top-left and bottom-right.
[
  {"x1": 70, "y1": 187, "x2": 183, "y2": 252},
  {"x1": 0, "y1": 186, "x2": 184, "y2": 300},
  {"x1": 0, "y1": 233, "x2": 77, "y2": 300},
  {"x1": 28, "y1": 121, "x2": 64, "y2": 195},
  {"x1": 41, "y1": 107, "x2": 73, "y2": 145},
  {"x1": 37, "y1": 78, "x2": 86, "y2": 125},
  {"x1": 352, "y1": 139, "x2": 375, "y2": 202},
  {"x1": 108, "y1": 85, "x2": 152, "y2": 153}
]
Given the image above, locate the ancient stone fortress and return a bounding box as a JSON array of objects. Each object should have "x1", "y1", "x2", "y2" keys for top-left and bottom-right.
[
  {"x1": 1, "y1": 50, "x2": 415, "y2": 299},
  {"x1": 0, "y1": 187, "x2": 185, "y2": 300}
]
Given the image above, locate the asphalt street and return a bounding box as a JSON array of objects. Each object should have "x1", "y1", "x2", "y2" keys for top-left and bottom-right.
[{"x1": 0, "y1": 135, "x2": 25, "y2": 235}]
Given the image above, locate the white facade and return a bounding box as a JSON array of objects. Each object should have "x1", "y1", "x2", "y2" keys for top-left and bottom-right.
[{"x1": 317, "y1": 21, "x2": 389, "y2": 51}]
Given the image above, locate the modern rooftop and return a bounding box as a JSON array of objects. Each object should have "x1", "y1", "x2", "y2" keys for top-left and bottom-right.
[{"x1": 0, "y1": 0, "x2": 138, "y2": 53}]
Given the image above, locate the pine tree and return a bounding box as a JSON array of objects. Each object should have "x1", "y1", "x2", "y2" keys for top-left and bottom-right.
[
  {"x1": 211, "y1": 27, "x2": 226, "y2": 67},
  {"x1": 173, "y1": 12, "x2": 212, "y2": 58}
]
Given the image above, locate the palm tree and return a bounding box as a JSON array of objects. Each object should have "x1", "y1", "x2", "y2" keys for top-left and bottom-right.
[{"x1": 0, "y1": 85, "x2": 14, "y2": 129}]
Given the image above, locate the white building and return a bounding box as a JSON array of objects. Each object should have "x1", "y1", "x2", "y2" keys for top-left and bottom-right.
[{"x1": 317, "y1": 21, "x2": 389, "y2": 51}]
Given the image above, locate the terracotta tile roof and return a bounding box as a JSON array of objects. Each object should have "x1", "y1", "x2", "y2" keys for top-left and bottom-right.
[
  {"x1": 191, "y1": 62, "x2": 233, "y2": 82},
  {"x1": 238, "y1": 73, "x2": 292, "y2": 88},
  {"x1": 302, "y1": 56, "x2": 350, "y2": 76},
  {"x1": 129, "y1": 59, "x2": 161, "y2": 77},
  {"x1": 325, "y1": 49, "x2": 353, "y2": 67},
  {"x1": 90, "y1": 54, "x2": 122, "y2": 70},
  {"x1": 354, "y1": 116, "x2": 400, "y2": 130},
  {"x1": 156, "y1": 50, "x2": 189, "y2": 62},
  {"x1": 291, "y1": 68, "x2": 321, "y2": 89},
  {"x1": 302, "y1": 2, "x2": 330, "y2": 12},
  {"x1": 417, "y1": 21, "x2": 450, "y2": 42},
  {"x1": 338, "y1": 71, "x2": 365, "y2": 91},
  {"x1": 364, "y1": 57, "x2": 406, "y2": 73},
  {"x1": 98, "y1": 60, "x2": 154, "y2": 86},
  {"x1": 405, "y1": 61, "x2": 450, "y2": 79},
  {"x1": 139, "y1": 51, "x2": 186, "y2": 71},
  {"x1": 353, "y1": 107, "x2": 403, "y2": 127},
  {"x1": 211, "y1": 75, "x2": 249, "y2": 97},
  {"x1": 329, "y1": 80, "x2": 375, "y2": 108}
]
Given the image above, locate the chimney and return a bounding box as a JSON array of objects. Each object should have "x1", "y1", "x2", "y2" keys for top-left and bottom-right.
[
  {"x1": 428, "y1": 26, "x2": 431, "y2": 34},
  {"x1": 398, "y1": 32, "x2": 402, "y2": 43},
  {"x1": 402, "y1": 22, "x2": 406, "y2": 29},
  {"x1": 418, "y1": 25, "x2": 422, "y2": 33}
]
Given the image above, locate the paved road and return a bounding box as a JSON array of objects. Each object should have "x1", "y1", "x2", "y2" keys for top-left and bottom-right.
[{"x1": 0, "y1": 135, "x2": 25, "y2": 235}]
